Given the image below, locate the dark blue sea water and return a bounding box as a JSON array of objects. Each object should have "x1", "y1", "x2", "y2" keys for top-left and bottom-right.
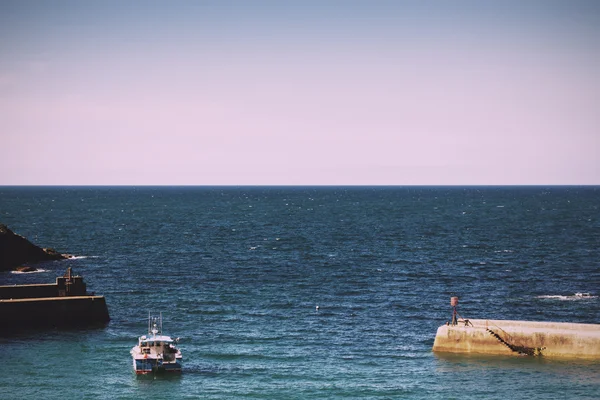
[{"x1": 1, "y1": 186, "x2": 599, "y2": 399}]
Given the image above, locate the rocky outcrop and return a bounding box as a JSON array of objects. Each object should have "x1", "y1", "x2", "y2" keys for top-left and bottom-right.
[
  {"x1": 15, "y1": 266, "x2": 38, "y2": 273},
  {"x1": 0, "y1": 224, "x2": 69, "y2": 271}
]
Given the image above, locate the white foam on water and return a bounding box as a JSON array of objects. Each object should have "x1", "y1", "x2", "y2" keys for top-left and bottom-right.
[
  {"x1": 10, "y1": 268, "x2": 49, "y2": 274},
  {"x1": 536, "y1": 293, "x2": 597, "y2": 301}
]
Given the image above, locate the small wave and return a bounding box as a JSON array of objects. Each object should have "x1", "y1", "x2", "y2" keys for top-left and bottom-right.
[
  {"x1": 11, "y1": 269, "x2": 49, "y2": 274},
  {"x1": 536, "y1": 293, "x2": 597, "y2": 301},
  {"x1": 464, "y1": 260, "x2": 487, "y2": 266},
  {"x1": 67, "y1": 255, "x2": 91, "y2": 260}
]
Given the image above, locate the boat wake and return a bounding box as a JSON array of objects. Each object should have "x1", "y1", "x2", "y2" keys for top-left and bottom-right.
[{"x1": 536, "y1": 293, "x2": 597, "y2": 301}]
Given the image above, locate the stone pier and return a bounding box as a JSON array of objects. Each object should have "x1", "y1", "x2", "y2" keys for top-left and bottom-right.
[
  {"x1": 0, "y1": 268, "x2": 109, "y2": 329},
  {"x1": 433, "y1": 319, "x2": 600, "y2": 359}
]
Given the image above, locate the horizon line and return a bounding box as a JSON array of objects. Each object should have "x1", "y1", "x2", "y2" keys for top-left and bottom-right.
[{"x1": 1, "y1": 184, "x2": 599, "y2": 188}]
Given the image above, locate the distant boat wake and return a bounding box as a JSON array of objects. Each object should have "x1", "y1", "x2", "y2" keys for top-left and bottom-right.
[{"x1": 537, "y1": 293, "x2": 597, "y2": 301}]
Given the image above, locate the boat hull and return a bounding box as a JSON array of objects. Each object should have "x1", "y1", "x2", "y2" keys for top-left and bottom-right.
[{"x1": 133, "y1": 358, "x2": 182, "y2": 374}]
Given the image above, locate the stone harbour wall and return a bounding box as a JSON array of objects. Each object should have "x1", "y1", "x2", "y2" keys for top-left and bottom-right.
[
  {"x1": 0, "y1": 283, "x2": 59, "y2": 300},
  {"x1": 0, "y1": 296, "x2": 110, "y2": 328},
  {"x1": 432, "y1": 319, "x2": 600, "y2": 359}
]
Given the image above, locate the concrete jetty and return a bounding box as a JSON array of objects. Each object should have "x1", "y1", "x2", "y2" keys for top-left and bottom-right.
[
  {"x1": 433, "y1": 319, "x2": 600, "y2": 359},
  {"x1": 0, "y1": 268, "x2": 110, "y2": 329}
]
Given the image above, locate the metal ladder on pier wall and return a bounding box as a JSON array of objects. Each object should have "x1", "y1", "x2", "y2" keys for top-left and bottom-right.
[{"x1": 486, "y1": 328, "x2": 545, "y2": 356}]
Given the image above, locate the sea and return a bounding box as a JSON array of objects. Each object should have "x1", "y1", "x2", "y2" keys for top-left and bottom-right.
[{"x1": 0, "y1": 186, "x2": 599, "y2": 399}]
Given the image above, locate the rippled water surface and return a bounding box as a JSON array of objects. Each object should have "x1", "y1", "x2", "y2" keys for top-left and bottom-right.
[{"x1": 1, "y1": 186, "x2": 599, "y2": 399}]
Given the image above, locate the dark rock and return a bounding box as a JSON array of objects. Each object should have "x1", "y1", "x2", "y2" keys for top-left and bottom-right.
[
  {"x1": 15, "y1": 266, "x2": 38, "y2": 273},
  {"x1": 0, "y1": 224, "x2": 68, "y2": 272}
]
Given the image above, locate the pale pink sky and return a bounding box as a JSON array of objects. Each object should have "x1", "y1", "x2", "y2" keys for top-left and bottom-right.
[{"x1": 1, "y1": 1, "x2": 598, "y2": 185}]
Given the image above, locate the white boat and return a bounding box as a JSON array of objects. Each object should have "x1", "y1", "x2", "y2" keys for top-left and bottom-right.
[{"x1": 130, "y1": 313, "x2": 182, "y2": 374}]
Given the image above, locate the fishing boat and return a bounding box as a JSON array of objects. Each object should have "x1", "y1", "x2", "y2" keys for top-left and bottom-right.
[{"x1": 130, "y1": 313, "x2": 182, "y2": 374}]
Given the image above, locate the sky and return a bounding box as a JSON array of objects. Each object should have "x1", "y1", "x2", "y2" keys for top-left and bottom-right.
[{"x1": 1, "y1": 0, "x2": 599, "y2": 185}]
